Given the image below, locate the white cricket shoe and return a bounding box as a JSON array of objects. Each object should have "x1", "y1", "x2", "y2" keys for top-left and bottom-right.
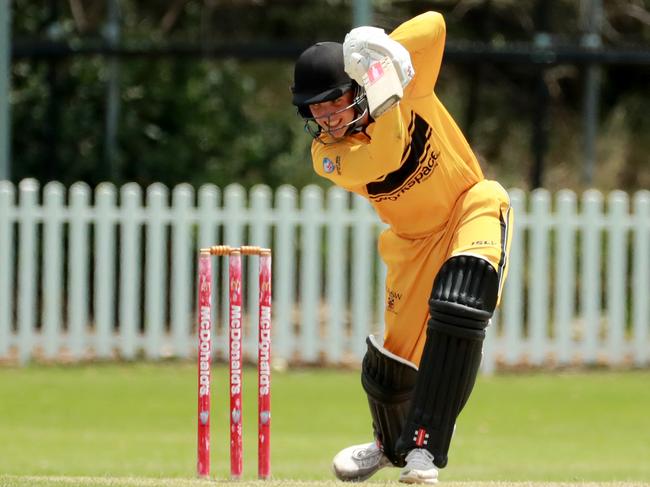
[
  {"x1": 399, "y1": 448, "x2": 438, "y2": 484},
  {"x1": 332, "y1": 441, "x2": 392, "y2": 482}
]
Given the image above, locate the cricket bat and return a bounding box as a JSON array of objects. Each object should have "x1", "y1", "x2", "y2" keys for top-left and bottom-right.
[{"x1": 362, "y1": 56, "x2": 403, "y2": 119}]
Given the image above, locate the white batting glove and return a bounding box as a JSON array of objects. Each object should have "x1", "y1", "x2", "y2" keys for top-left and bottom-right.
[
  {"x1": 343, "y1": 26, "x2": 415, "y2": 88},
  {"x1": 364, "y1": 36, "x2": 415, "y2": 88},
  {"x1": 343, "y1": 27, "x2": 386, "y2": 84}
]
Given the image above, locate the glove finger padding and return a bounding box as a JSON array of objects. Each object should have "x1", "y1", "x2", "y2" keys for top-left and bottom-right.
[
  {"x1": 343, "y1": 27, "x2": 384, "y2": 84},
  {"x1": 344, "y1": 26, "x2": 414, "y2": 89},
  {"x1": 362, "y1": 38, "x2": 414, "y2": 88},
  {"x1": 344, "y1": 26, "x2": 387, "y2": 53},
  {"x1": 345, "y1": 52, "x2": 371, "y2": 85}
]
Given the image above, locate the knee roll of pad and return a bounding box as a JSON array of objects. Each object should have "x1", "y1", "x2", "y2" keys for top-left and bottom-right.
[
  {"x1": 396, "y1": 255, "x2": 499, "y2": 468},
  {"x1": 362, "y1": 334, "x2": 418, "y2": 466},
  {"x1": 429, "y1": 254, "x2": 499, "y2": 329}
]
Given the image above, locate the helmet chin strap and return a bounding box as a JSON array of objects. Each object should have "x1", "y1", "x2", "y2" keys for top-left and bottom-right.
[
  {"x1": 347, "y1": 107, "x2": 369, "y2": 134},
  {"x1": 347, "y1": 86, "x2": 369, "y2": 134}
]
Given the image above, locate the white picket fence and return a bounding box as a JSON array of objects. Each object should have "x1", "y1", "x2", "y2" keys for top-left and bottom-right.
[{"x1": 0, "y1": 178, "x2": 648, "y2": 371}]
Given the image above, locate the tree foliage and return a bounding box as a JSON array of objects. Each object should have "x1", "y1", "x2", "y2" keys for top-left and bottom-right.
[{"x1": 9, "y1": 0, "x2": 650, "y2": 191}]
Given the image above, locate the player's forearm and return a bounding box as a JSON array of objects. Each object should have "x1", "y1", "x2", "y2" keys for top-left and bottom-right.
[
  {"x1": 364, "y1": 105, "x2": 406, "y2": 172},
  {"x1": 390, "y1": 11, "x2": 446, "y2": 56},
  {"x1": 390, "y1": 12, "x2": 446, "y2": 93}
]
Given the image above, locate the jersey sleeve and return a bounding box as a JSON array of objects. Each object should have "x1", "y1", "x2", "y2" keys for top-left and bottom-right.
[
  {"x1": 312, "y1": 105, "x2": 407, "y2": 188},
  {"x1": 390, "y1": 11, "x2": 446, "y2": 97}
]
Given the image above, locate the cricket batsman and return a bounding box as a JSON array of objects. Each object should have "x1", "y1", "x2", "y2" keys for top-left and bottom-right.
[{"x1": 291, "y1": 11, "x2": 513, "y2": 485}]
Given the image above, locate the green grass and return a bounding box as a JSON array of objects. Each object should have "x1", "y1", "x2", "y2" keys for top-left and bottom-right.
[
  {"x1": 0, "y1": 364, "x2": 648, "y2": 486},
  {"x1": 0, "y1": 480, "x2": 648, "y2": 487}
]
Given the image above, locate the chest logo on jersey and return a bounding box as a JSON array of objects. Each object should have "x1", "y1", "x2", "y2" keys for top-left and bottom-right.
[
  {"x1": 323, "y1": 157, "x2": 335, "y2": 173},
  {"x1": 366, "y1": 112, "x2": 439, "y2": 202}
]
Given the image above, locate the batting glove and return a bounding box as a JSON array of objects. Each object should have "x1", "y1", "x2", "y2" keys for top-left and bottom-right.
[{"x1": 343, "y1": 26, "x2": 415, "y2": 89}]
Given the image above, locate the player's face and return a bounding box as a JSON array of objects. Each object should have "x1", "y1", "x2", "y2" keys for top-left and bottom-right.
[{"x1": 309, "y1": 91, "x2": 356, "y2": 139}]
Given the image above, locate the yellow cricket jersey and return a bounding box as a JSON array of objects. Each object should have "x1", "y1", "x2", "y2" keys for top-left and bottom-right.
[{"x1": 312, "y1": 12, "x2": 484, "y2": 239}]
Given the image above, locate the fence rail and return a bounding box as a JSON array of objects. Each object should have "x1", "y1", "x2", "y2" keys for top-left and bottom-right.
[{"x1": 0, "y1": 179, "x2": 648, "y2": 371}]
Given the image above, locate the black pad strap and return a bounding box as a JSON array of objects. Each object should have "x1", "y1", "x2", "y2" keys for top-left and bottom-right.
[
  {"x1": 362, "y1": 335, "x2": 418, "y2": 466},
  {"x1": 396, "y1": 255, "x2": 499, "y2": 468}
]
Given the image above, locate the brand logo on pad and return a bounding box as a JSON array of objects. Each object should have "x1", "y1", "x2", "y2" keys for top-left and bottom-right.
[
  {"x1": 413, "y1": 428, "x2": 429, "y2": 446},
  {"x1": 323, "y1": 157, "x2": 335, "y2": 173}
]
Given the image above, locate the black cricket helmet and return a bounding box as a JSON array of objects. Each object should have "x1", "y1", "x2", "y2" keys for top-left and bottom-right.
[{"x1": 291, "y1": 42, "x2": 367, "y2": 138}]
